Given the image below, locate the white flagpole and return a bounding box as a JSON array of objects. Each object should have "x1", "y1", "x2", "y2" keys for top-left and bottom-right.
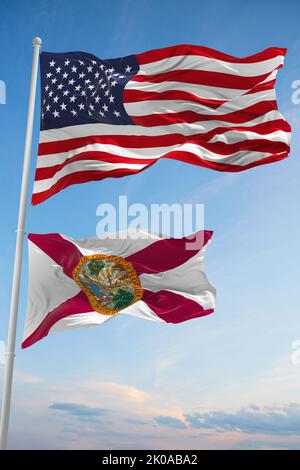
[{"x1": 0, "y1": 37, "x2": 41, "y2": 450}]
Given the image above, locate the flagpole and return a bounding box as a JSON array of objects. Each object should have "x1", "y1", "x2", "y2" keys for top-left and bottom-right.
[{"x1": 0, "y1": 37, "x2": 41, "y2": 450}]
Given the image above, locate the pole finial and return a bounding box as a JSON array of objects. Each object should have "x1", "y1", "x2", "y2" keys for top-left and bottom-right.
[{"x1": 33, "y1": 37, "x2": 42, "y2": 46}]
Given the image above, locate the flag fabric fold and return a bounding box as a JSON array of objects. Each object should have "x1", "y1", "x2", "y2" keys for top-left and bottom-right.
[
  {"x1": 22, "y1": 230, "x2": 215, "y2": 348},
  {"x1": 32, "y1": 44, "x2": 291, "y2": 204}
]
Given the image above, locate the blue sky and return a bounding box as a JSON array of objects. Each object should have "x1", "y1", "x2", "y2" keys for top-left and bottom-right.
[{"x1": 1, "y1": 0, "x2": 300, "y2": 449}]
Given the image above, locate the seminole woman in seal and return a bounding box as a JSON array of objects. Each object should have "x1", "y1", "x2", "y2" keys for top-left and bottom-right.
[{"x1": 72, "y1": 255, "x2": 143, "y2": 315}]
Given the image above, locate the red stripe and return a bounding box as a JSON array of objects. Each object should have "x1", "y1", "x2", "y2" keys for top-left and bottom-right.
[
  {"x1": 28, "y1": 233, "x2": 82, "y2": 278},
  {"x1": 35, "y1": 138, "x2": 289, "y2": 182},
  {"x1": 162, "y1": 149, "x2": 289, "y2": 170},
  {"x1": 22, "y1": 291, "x2": 91, "y2": 348},
  {"x1": 130, "y1": 101, "x2": 278, "y2": 127},
  {"x1": 34, "y1": 153, "x2": 154, "y2": 181},
  {"x1": 190, "y1": 139, "x2": 289, "y2": 155},
  {"x1": 32, "y1": 165, "x2": 156, "y2": 205},
  {"x1": 126, "y1": 231, "x2": 212, "y2": 276},
  {"x1": 37, "y1": 119, "x2": 291, "y2": 156},
  {"x1": 136, "y1": 44, "x2": 286, "y2": 65},
  {"x1": 245, "y1": 79, "x2": 276, "y2": 95},
  {"x1": 32, "y1": 150, "x2": 289, "y2": 206},
  {"x1": 123, "y1": 89, "x2": 226, "y2": 108},
  {"x1": 142, "y1": 288, "x2": 214, "y2": 324},
  {"x1": 32, "y1": 151, "x2": 289, "y2": 205},
  {"x1": 38, "y1": 133, "x2": 184, "y2": 155},
  {"x1": 131, "y1": 69, "x2": 274, "y2": 90},
  {"x1": 187, "y1": 120, "x2": 291, "y2": 144}
]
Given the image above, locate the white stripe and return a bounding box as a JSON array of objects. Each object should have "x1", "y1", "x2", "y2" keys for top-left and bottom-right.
[
  {"x1": 34, "y1": 143, "x2": 281, "y2": 197},
  {"x1": 124, "y1": 89, "x2": 276, "y2": 117},
  {"x1": 258, "y1": 70, "x2": 277, "y2": 84},
  {"x1": 37, "y1": 143, "x2": 178, "y2": 166},
  {"x1": 39, "y1": 110, "x2": 286, "y2": 142},
  {"x1": 125, "y1": 100, "x2": 216, "y2": 116},
  {"x1": 33, "y1": 160, "x2": 147, "y2": 193},
  {"x1": 209, "y1": 130, "x2": 291, "y2": 145},
  {"x1": 162, "y1": 142, "x2": 281, "y2": 166},
  {"x1": 37, "y1": 136, "x2": 280, "y2": 174},
  {"x1": 36, "y1": 126, "x2": 288, "y2": 173},
  {"x1": 125, "y1": 79, "x2": 247, "y2": 101},
  {"x1": 139, "y1": 54, "x2": 284, "y2": 77}
]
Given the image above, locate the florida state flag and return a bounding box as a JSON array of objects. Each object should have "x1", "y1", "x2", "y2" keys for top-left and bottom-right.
[{"x1": 22, "y1": 230, "x2": 216, "y2": 348}]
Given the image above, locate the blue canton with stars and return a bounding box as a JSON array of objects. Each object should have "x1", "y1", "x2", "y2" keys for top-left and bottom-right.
[{"x1": 40, "y1": 51, "x2": 139, "y2": 130}]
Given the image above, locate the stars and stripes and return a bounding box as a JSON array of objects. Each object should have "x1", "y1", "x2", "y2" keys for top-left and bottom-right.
[{"x1": 33, "y1": 45, "x2": 291, "y2": 205}]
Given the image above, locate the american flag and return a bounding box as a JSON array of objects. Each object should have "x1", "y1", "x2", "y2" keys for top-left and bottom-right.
[{"x1": 33, "y1": 44, "x2": 291, "y2": 205}]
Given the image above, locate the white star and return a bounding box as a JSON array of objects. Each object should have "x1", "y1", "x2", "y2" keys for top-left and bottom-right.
[
  {"x1": 79, "y1": 72, "x2": 86, "y2": 79},
  {"x1": 119, "y1": 75, "x2": 125, "y2": 79},
  {"x1": 87, "y1": 65, "x2": 93, "y2": 72},
  {"x1": 60, "y1": 102, "x2": 67, "y2": 110},
  {"x1": 95, "y1": 72, "x2": 100, "y2": 79},
  {"x1": 51, "y1": 78, "x2": 57, "y2": 84},
  {"x1": 98, "y1": 78, "x2": 103, "y2": 83},
  {"x1": 95, "y1": 95, "x2": 101, "y2": 103},
  {"x1": 71, "y1": 66, "x2": 77, "y2": 73},
  {"x1": 81, "y1": 90, "x2": 86, "y2": 96},
  {"x1": 100, "y1": 64, "x2": 105, "y2": 70},
  {"x1": 104, "y1": 90, "x2": 109, "y2": 96},
  {"x1": 71, "y1": 109, "x2": 77, "y2": 116},
  {"x1": 108, "y1": 67, "x2": 115, "y2": 73},
  {"x1": 49, "y1": 60, "x2": 56, "y2": 67},
  {"x1": 79, "y1": 60, "x2": 85, "y2": 65},
  {"x1": 113, "y1": 110, "x2": 120, "y2": 117},
  {"x1": 111, "y1": 80, "x2": 117, "y2": 87},
  {"x1": 63, "y1": 90, "x2": 70, "y2": 96},
  {"x1": 56, "y1": 66, "x2": 61, "y2": 73},
  {"x1": 53, "y1": 96, "x2": 59, "y2": 103},
  {"x1": 52, "y1": 110, "x2": 59, "y2": 118},
  {"x1": 48, "y1": 90, "x2": 54, "y2": 97},
  {"x1": 46, "y1": 72, "x2": 52, "y2": 78},
  {"x1": 78, "y1": 103, "x2": 85, "y2": 110},
  {"x1": 46, "y1": 104, "x2": 51, "y2": 111},
  {"x1": 75, "y1": 85, "x2": 81, "y2": 91},
  {"x1": 91, "y1": 60, "x2": 97, "y2": 65},
  {"x1": 109, "y1": 95, "x2": 115, "y2": 103},
  {"x1": 45, "y1": 85, "x2": 49, "y2": 91},
  {"x1": 62, "y1": 72, "x2": 69, "y2": 79},
  {"x1": 99, "y1": 111, "x2": 104, "y2": 117},
  {"x1": 89, "y1": 104, "x2": 95, "y2": 111},
  {"x1": 68, "y1": 79, "x2": 75, "y2": 85},
  {"x1": 84, "y1": 79, "x2": 91, "y2": 84},
  {"x1": 101, "y1": 83, "x2": 106, "y2": 89},
  {"x1": 102, "y1": 104, "x2": 108, "y2": 112},
  {"x1": 64, "y1": 59, "x2": 70, "y2": 66},
  {"x1": 125, "y1": 65, "x2": 132, "y2": 73},
  {"x1": 69, "y1": 95, "x2": 77, "y2": 102},
  {"x1": 57, "y1": 83, "x2": 64, "y2": 90},
  {"x1": 88, "y1": 84, "x2": 95, "y2": 90}
]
